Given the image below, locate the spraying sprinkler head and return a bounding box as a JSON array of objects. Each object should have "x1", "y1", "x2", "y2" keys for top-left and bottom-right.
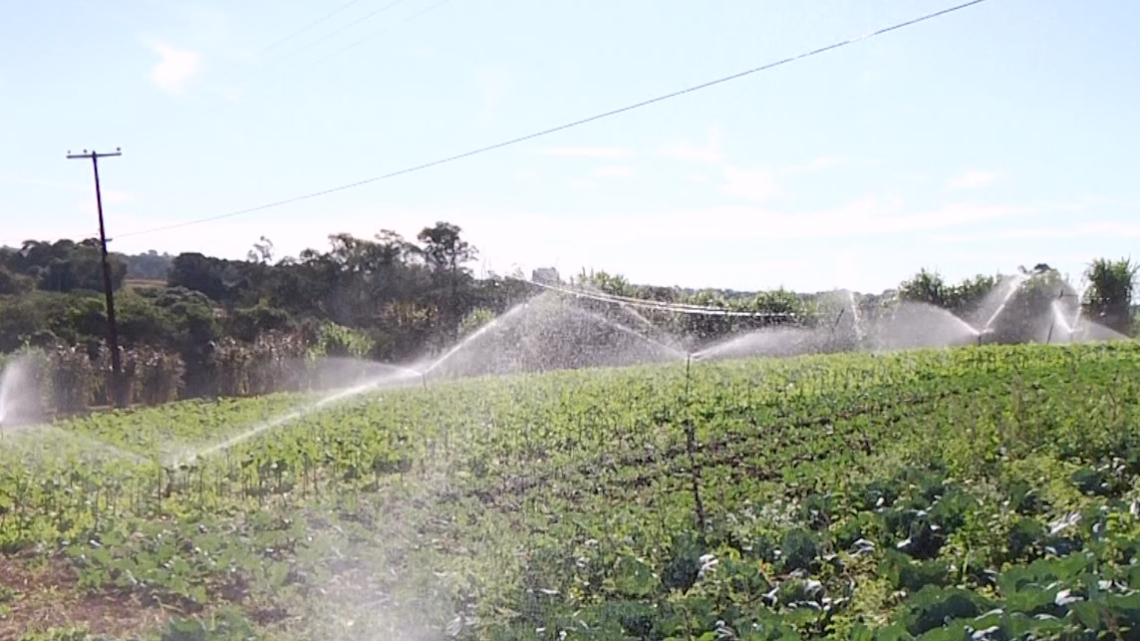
[
  {"x1": 976, "y1": 327, "x2": 997, "y2": 346},
  {"x1": 831, "y1": 308, "x2": 846, "y2": 332}
]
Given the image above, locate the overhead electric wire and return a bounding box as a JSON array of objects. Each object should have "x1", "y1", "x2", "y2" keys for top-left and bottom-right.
[
  {"x1": 308, "y1": 0, "x2": 459, "y2": 66},
  {"x1": 111, "y1": 0, "x2": 993, "y2": 241},
  {"x1": 215, "y1": 0, "x2": 372, "y2": 81},
  {"x1": 255, "y1": 0, "x2": 461, "y2": 87},
  {"x1": 237, "y1": 0, "x2": 416, "y2": 83},
  {"x1": 249, "y1": 0, "x2": 371, "y2": 58}
]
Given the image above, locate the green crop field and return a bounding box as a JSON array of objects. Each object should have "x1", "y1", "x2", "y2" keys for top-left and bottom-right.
[{"x1": 3, "y1": 343, "x2": 1140, "y2": 640}]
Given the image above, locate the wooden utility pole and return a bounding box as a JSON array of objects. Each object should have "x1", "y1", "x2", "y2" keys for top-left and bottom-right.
[{"x1": 67, "y1": 148, "x2": 125, "y2": 408}]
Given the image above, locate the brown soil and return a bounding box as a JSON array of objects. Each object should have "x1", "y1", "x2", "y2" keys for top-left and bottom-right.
[{"x1": 0, "y1": 553, "x2": 169, "y2": 640}]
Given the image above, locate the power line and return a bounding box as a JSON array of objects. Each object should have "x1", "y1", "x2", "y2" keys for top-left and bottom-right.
[
  {"x1": 214, "y1": 0, "x2": 372, "y2": 81},
  {"x1": 253, "y1": 0, "x2": 460, "y2": 88},
  {"x1": 236, "y1": 0, "x2": 415, "y2": 84},
  {"x1": 250, "y1": 0, "x2": 371, "y2": 58},
  {"x1": 112, "y1": 0, "x2": 993, "y2": 241},
  {"x1": 308, "y1": 0, "x2": 459, "y2": 67}
]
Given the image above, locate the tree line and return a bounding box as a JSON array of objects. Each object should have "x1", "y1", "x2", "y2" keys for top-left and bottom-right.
[
  {"x1": 0, "y1": 226, "x2": 1136, "y2": 418},
  {"x1": 578, "y1": 259, "x2": 1138, "y2": 341},
  {"x1": 893, "y1": 260, "x2": 1138, "y2": 338},
  {"x1": 0, "y1": 223, "x2": 530, "y2": 417}
]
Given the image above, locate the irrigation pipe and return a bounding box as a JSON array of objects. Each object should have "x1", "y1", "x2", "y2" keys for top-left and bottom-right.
[{"x1": 517, "y1": 279, "x2": 799, "y2": 318}]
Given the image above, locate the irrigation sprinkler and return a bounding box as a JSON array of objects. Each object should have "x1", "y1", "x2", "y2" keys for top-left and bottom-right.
[
  {"x1": 678, "y1": 351, "x2": 706, "y2": 534},
  {"x1": 831, "y1": 308, "x2": 846, "y2": 333},
  {"x1": 684, "y1": 353, "x2": 692, "y2": 397},
  {"x1": 1049, "y1": 290, "x2": 1062, "y2": 344},
  {"x1": 1051, "y1": 287, "x2": 1083, "y2": 343}
]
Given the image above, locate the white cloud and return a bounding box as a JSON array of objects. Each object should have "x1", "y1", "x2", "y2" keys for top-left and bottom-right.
[
  {"x1": 0, "y1": 175, "x2": 83, "y2": 191},
  {"x1": 101, "y1": 190, "x2": 135, "y2": 206},
  {"x1": 165, "y1": 3, "x2": 232, "y2": 46},
  {"x1": 660, "y1": 142, "x2": 722, "y2": 164},
  {"x1": 785, "y1": 156, "x2": 846, "y2": 175},
  {"x1": 596, "y1": 166, "x2": 631, "y2": 178},
  {"x1": 587, "y1": 198, "x2": 1031, "y2": 242},
  {"x1": 1, "y1": 175, "x2": 136, "y2": 206},
  {"x1": 935, "y1": 220, "x2": 1140, "y2": 243},
  {"x1": 99, "y1": 196, "x2": 1027, "y2": 263},
  {"x1": 102, "y1": 207, "x2": 546, "y2": 263},
  {"x1": 810, "y1": 156, "x2": 844, "y2": 169},
  {"x1": 405, "y1": 46, "x2": 438, "y2": 59},
  {"x1": 540, "y1": 147, "x2": 631, "y2": 159},
  {"x1": 722, "y1": 165, "x2": 776, "y2": 202},
  {"x1": 1080, "y1": 197, "x2": 1140, "y2": 210},
  {"x1": 948, "y1": 169, "x2": 1002, "y2": 190},
  {"x1": 658, "y1": 124, "x2": 724, "y2": 163},
  {"x1": 473, "y1": 65, "x2": 512, "y2": 116},
  {"x1": 150, "y1": 43, "x2": 201, "y2": 95},
  {"x1": 13, "y1": 192, "x2": 1040, "y2": 294},
  {"x1": 872, "y1": 202, "x2": 1032, "y2": 234}
]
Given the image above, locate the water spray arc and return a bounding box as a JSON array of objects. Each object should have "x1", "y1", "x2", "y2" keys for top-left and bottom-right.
[
  {"x1": 0, "y1": 357, "x2": 38, "y2": 429},
  {"x1": 9, "y1": 268, "x2": 1132, "y2": 471},
  {"x1": 1072, "y1": 285, "x2": 1088, "y2": 336},
  {"x1": 167, "y1": 373, "x2": 417, "y2": 467},
  {"x1": 980, "y1": 274, "x2": 1030, "y2": 334},
  {"x1": 1046, "y1": 289, "x2": 1063, "y2": 345},
  {"x1": 521, "y1": 279, "x2": 798, "y2": 320},
  {"x1": 847, "y1": 290, "x2": 866, "y2": 345}
]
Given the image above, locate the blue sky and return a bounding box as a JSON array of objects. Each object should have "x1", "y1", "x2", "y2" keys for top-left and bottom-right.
[{"x1": 1, "y1": 0, "x2": 1138, "y2": 294}]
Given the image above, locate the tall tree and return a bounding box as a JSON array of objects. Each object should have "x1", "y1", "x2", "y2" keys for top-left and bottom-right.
[
  {"x1": 417, "y1": 222, "x2": 478, "y2": 338},
  {"x1": 168, "y1": 253, "x2": 229, "y2": 303},
  {"x1": 375, "y1": 229, "x2": 417, "y2": 268},
  {"x1": 1083, "y1": 257, "x2": 1137, "y2": 335},
  {"x1": 0, "y1": 265, "x2": 35, "y2": 295},
  {"x1": 898, "y1": 268, "x2": 948, "y2": 309},
  {"x1": 417, "y1": 223, "x2": 476, "y2": 275},
  {"x1": 122, "y1": 249, "x2": 175, "y2": 280},
  {"x1": 247, "y1": 236, "x2": 275, "y2": 264}
]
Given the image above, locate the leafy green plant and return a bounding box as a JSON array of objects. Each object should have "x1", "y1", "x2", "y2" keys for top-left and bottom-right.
[{"x1": 2, "y1": 343, "x2": 1140, "y2": 639}]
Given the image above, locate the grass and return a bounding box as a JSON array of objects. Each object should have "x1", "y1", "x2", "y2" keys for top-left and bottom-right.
[{"x1": 1, "y1": 342, "x2": 1139, "y2": 640}]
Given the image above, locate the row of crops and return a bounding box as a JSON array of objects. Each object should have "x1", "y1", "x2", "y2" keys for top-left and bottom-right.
[{"x1": 2, "y1": 342, "x2": 1140, "y2": 639}]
